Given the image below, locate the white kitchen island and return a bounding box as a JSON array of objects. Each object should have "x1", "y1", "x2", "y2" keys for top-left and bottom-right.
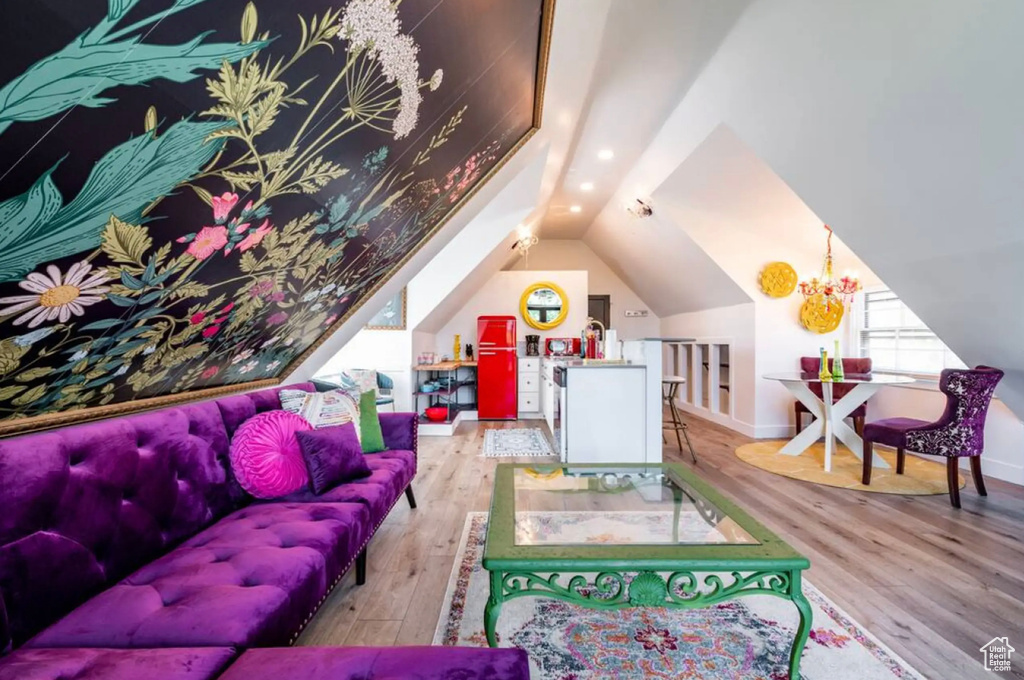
[{"x1": 543, "y1": 340, "x2": 663, "y2": 464}]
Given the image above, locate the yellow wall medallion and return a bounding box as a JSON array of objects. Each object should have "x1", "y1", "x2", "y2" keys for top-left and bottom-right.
[
  {"x1": 800, "y1": 293, "x2": 844, "y2": 334},
  {"x1": 758, "y1": 262, "x2": 798, "y2": 298}
]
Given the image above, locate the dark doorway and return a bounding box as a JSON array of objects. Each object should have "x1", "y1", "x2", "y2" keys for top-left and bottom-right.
[{"x1": 588, "y1": 295, "x2": 611, "y2": 332}]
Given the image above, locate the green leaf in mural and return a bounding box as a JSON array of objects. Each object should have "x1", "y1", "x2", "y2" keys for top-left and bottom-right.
[
  {"x1": 0, "y1": 31, "x2": 270, "y2": 134},
  {"x1": 107, "y1": 0, "x2": 140, "y2": 21},
  {"x1": 0, "y1": 119, "x2": 229, "y2": 282},
  {"x1": 101, "y1": 216, "x2": 152, "y2": 266},
  {"x1": 0, "y1": 165, "x2": 62, "y2": 252}
]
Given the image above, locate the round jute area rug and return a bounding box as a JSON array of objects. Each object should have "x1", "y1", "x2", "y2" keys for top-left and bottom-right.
[{"x1": 735, "y1": 440, "x2": 963, "y2": 495}]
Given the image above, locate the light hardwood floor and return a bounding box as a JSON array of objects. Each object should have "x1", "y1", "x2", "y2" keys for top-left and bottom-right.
[{"x1": 298, "y1": 415, "x2": 1024, "y2": 680}]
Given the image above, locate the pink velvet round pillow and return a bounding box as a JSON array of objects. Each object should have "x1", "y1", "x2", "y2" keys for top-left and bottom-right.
[{"x1": 230, "y1": 410, "x2": 312, "y2": 498}]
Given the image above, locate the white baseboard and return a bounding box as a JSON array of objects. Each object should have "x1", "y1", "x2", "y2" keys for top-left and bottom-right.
[
  {"x1": 674, "y1": 401, "x2": 760, "y2": 438},
  {"x1": 972, "y1": 457, "x2": 1024, "y2": 486}
]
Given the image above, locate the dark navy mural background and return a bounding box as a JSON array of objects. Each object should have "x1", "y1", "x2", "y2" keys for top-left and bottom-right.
[{"x1": 0, "y1": 0, "x2": 542, "y2": 427}]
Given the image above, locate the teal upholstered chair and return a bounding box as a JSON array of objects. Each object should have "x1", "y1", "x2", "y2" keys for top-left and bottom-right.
[{"x1": 375, "y1": 372, "x2": 395, "y2": 411}]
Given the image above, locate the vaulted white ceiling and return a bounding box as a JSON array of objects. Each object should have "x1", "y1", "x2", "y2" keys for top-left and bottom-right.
[{"x1": 304, "y1": 0, "x2": 1024, "y2": 419}]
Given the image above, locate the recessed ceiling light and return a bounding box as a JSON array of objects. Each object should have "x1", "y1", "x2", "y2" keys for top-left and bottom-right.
[
  {"x1": 569, "y1": 205, "x2": 582, "y2": 213},
  {"x1": 580, "y1": 182, "x2": 594, "y2": 192},
  {"x1": 598, "y1": 149, "x2": 614, "y2": 160}
]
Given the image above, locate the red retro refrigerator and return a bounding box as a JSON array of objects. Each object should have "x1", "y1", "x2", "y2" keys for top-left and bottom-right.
[{"x1": 477, "y1": 316, "x2": 517, "y2": 420}]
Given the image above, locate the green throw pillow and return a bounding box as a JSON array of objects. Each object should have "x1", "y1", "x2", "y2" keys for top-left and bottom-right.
[{"x1": 358, "y1": 390, "x2": 386, "y2": 453}]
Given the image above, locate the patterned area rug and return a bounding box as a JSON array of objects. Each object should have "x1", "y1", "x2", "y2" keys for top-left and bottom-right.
[
  {"x1": 434, "y1": 513, "x2": 924, "y2": 680},
  {"x1": 736, "y1": 441, "x2": 962, "y2": 495},
  {"x1": 482, "y1": 428, "x2": 554, "y2": 457}
]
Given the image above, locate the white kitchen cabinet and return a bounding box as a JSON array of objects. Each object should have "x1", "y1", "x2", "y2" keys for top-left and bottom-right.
[
  {"x1": 562, "y1": 365, "x2": 647, "y2": 464},
  {"x1": 540, "y1": 358, "x2": 556, "y2": 432},
  {"x1": 517, "y1": 356, "x2": 540, "y2": 417}
]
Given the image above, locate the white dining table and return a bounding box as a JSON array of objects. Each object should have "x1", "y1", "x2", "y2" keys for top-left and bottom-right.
[{"x1": 763, "y1": 372, "x2": 916, "y2": 472}]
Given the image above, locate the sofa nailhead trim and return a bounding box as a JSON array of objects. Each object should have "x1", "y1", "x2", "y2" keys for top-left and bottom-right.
[{"x1": 286, "y1": 455, "x2": 417, "y2": 646}]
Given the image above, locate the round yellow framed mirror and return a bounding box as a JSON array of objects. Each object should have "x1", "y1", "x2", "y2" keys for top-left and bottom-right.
[{"x1": 520, "y1": 281, "x2": 569, "y2": 330}]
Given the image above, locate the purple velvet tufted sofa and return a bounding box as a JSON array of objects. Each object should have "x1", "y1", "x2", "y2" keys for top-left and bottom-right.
[{"x1": 0, "y1": 384, "x2": 528, "y2": 680}]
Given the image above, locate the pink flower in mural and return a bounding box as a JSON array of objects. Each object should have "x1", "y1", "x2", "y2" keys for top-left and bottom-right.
[
  {"x1": 324, "y1": 314, "x2": 338, "y2": 326},
  {"x1": 233, "y1": 222, "x2": 251, "y2": 235},
  {"x1": 222, "y1": 302, "x2": 235, "y2": 313},
  {"x1": 201, "y1": 366, "x2": 220, "y2": 379},
  {"x1": 249, "y1": 279, "x2": 274, "y2": 298},
  {"x1": 211, "y1": 192, "x2": 239, "y2": 223},
  {"x1": 0, "y1": 262, "x2": 110, "y2": 328},
  {"x1": 238, "y1": 220, "x2": 273, "y2": 252},
  {"x1": 190, "y1": 311, "x2": 206, "y2": 325},
  {"x1": 202, "y1": 325, "x2": 220, "y2": 338},
  {"x1": 186, "y1": 226, "x2": 229, "y2": 260},
  {"x1": 267, "y1": 311, "x2": 289, "y2": 325},
  {"x1": 269, "y1": 291, "x2": 285, "y2": 302}
]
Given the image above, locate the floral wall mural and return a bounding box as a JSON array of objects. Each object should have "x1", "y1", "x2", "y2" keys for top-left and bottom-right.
[{"x1": 0, "y1": 0, "x2": 549, "y2": 433}]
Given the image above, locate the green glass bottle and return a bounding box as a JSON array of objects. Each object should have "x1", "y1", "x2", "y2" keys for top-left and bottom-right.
[
  {"x1": 818, "y1": 347, "x2": 832, "y2": 382},
  {"x1": 832, "y1": 339, "x2": 845, "y2": 381}
]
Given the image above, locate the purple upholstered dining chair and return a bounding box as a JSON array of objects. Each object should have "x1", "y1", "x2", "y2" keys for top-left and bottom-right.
[
  {"x1": 861, "y1": 366, "x2": 1004, "y2": 508},
  {"x1": 795, "y1": 356, "x2": 872, "y2": 435}
]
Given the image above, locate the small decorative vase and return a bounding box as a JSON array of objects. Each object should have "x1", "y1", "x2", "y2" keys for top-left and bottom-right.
[
  {"x1": 453, "y1": 334, "x2": 461, "y2": 362},
  {"x1": 466, "y1": 344, "x2": 474, "y2": 360},
  {"x1": 818, "y1": 348, "x2": 833, "y2": 382},
  {"x1": 832, "y1": 339, "x2": 845, "y2": 381}
]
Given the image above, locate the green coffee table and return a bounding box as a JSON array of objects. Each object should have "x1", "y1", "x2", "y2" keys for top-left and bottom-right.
[{"x1": 483, "y1": 463, "x2": 812, "y2": 678}]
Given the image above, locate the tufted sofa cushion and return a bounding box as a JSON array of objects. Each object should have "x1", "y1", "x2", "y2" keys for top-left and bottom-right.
[
  {"x1": 219, "y1": 646, "x2": 531, "y2": 680},
  {"x1": 0, "y1": 647, "x2": 235, "y2": 680},
  {"x1": 27, "y1": 502, "x2": 370, "y2": 650},
  {"x1": 0, "y1": 383, "x2": 317, "y2": 650},
  {"x1": 280, "y1": 452, "x2": 414, "y2": 525},
  {"x1": 0, "y1": 401, "x2": 237, "y2": 647},
  {"x1": 0, "y1": 592, "x2": 7, "y2": 655},
  {"x1": 215, "y1": 384, "x2": 315, "y2": 437}
]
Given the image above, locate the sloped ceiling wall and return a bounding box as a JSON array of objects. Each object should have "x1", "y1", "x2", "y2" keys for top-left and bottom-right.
[
  {"x1": 586, "y1": 0, "x2": 1024, "y2": 417},
  {"x1": 585, "y1": 213, "x2": 750, "y2": 318},
  {"x1": 0, "y1": 0, "x2": 547, "y2": 432}
]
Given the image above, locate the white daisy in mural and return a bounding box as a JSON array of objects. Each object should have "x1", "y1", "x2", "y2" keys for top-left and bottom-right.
[{"x1": 0, "y1": 262, "x2": 110, "y2": 328}]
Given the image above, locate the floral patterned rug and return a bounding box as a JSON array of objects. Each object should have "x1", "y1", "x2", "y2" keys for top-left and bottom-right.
[
  {"x1": 482, "y1": 428, "x2": 554, "y2": 457},
  {"x1": 434, "y1": 513, "x2": 925, "y2": 680}
]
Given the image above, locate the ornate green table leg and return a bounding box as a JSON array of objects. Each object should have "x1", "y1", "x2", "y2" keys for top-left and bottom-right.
[
  {"x1": 788, "y1": 569, "x2": 812, "y2": 679},
  {"x1": 484, "y1": 570, "x2": 504, "y2": 647}
]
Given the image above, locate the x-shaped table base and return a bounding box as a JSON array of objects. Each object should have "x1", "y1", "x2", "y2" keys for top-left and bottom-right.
[{"x1": 777, "y1": 380, "x2": 890, "y2": 472}]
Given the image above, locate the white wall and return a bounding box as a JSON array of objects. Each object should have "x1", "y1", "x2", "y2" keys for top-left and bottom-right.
[
  {"x1": 434, "y1": 270, "x2": 589, "y2": 355},
  {"x1": 589, "y1": 0, "x2": 1024, "y2": 420},
  {"x1": 315, "y1": 330, "x2": 414, "y2": 411},
  {"x1": 650, "y1": 127, "x2": 881, "y2": 436},
  {"x1": 504, "y1": 240, "x2": 660, "y2": 339},
  {"x1": 660, "y1": 303, "x2": 756, "y2": 433}
]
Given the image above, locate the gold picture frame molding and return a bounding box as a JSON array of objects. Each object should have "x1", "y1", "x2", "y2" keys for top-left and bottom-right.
[{"x1": 0, "y1": 0, "x2": 556, "y2": 438}]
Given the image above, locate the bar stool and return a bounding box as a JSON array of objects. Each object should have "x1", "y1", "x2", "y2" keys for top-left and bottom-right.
[{"x1": 662, "y1": 376, "x2": 697, "y2": 463}]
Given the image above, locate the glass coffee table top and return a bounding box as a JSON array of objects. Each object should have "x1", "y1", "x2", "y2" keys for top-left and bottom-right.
[
  {"x1": 485, "y1": 463, "x2": 808, "y2": 570},
  {"x1": 511, "y1": 466, "x2": 757, "y2": 546}
]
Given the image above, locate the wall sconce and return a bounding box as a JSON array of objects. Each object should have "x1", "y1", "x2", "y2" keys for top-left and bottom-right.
[
  {"x1": 512, "y1": 232, "x2": 539, "y2": 258},
  {"x1": 626, "y1": 198, "x2": 653, "y2": 218}
]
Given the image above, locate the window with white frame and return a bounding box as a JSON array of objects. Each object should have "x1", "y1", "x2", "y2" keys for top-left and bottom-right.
[{"x1": 858, "y1": 289, "x2": 965, "y2": 376}]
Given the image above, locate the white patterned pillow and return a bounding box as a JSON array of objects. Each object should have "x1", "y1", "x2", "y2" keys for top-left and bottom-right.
[
  {"x1": 279, "y1": 388, "x2": 361, "y2": 439},
  {"x1": 346, "y1": 369, "x2": 378, "y2": 397}
]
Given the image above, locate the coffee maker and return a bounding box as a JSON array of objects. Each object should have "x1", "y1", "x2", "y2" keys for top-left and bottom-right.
[{"x1": 525, "y1": 334, "x2": 540, "y2": 356}]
